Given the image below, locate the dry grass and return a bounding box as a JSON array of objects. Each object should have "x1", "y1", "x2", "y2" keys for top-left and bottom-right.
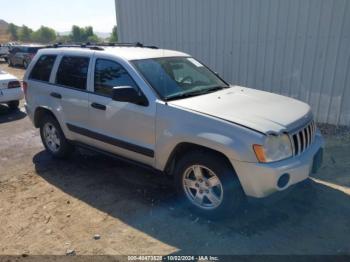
[
  {"x1": 0, "y1": 34, "x2": 10, "y2": 43},
  {"x1": 0, "y1": 20, "x2": 10, "y2": 43}
]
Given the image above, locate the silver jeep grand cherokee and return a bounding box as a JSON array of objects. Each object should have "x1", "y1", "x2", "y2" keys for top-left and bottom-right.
[{"x1": 24, "y1": 43, "x2": 324, "y2": 218}]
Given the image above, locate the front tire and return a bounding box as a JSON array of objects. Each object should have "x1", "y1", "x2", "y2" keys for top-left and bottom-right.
[
  {"x1": 7, "y1": 100, "x2": 19, "y2": 110},
  {"x1": 40, "y1": 115, "x2": 74, "y2": 158},
  {"x1": 174, "y1": 150, "x2": 244, "y2": 219}
]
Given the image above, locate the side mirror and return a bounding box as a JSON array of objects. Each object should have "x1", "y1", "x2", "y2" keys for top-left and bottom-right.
[{"x1": 112, "y1": 86, "x2": 149, "y2": 106}]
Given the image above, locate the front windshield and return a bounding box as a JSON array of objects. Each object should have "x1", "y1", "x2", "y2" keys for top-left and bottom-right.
[{"x1": 133, "y1": 57, "x2": 228, "y2": 100}]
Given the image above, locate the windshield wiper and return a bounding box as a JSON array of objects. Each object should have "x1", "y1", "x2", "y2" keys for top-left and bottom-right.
[
  {"x1": 166, "y1": 92, "x2": 202, "y2": 101},
  {"x1": 166, "y1": 86, "x2": 228, "y2": 101},
  {"x1": 204, "y1": 86, "x2": 228, "y2": 93}
]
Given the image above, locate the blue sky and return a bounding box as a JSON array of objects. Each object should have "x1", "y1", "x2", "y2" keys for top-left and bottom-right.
[{"x1": 0, "y1": 0, "x2": 116, "y2": 32}]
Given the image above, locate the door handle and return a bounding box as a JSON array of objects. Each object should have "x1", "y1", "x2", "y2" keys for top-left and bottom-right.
[
  {"x1": 91, "y1": 102, "x2": 106, "y2": 111},
  {"x1": 50, "y1": 92, "x2": 62, "y2": 99}
]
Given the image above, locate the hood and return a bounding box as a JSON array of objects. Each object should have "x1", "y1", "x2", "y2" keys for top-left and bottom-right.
[{"x1": 169, "y1": 86, "x2": 312, "y2": 134}]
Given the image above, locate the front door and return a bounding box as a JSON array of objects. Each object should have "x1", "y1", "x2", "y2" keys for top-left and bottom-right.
[{"x1": 86, "y1": 58, "x2": 156, "y2": 166}]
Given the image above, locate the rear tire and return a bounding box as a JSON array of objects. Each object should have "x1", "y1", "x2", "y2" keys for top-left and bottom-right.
[
  {"x1": 40, "y1": 114, "x2": 74, "y2": 158},
  {"x1": 7, "y1": 100, "x2": 19, "y2": 110},
  {"x1": 174, "y1": 150, "x2": 245, "y2": 219}
]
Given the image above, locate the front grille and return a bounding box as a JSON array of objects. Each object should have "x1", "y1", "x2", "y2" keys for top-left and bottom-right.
[{"x1": 290, "y1": 121, "x2": 316, "y2": 156}]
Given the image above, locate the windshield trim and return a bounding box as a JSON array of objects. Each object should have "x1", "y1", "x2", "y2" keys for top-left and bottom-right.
[{"x1": 131, "y1": 56, "x2": 230, "y2": 101}]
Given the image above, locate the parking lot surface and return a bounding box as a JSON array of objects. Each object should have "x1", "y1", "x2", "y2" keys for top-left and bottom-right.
[{"x1": 0, "y1": 62, "x2": 350, "y2": 255}]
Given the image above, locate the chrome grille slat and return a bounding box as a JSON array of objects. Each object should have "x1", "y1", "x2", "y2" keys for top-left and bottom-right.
[
  {"x1": 297, "y1": 133, "x2": 301, "y2": 155},
  {"x1": 300, "y1": 129, "x2": 306, "y2": 153},
  {"x1": 290, "y1": 134, "x2": 296, "y2": 156},
  {"x1": 313, "y1": 122, "x2": 317, "y2": 142},
  {"x1": 291, "y1": 120, "x2": 316, "y2": 156}
]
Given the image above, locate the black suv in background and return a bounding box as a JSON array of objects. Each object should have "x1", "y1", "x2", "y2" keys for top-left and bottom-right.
[{"x1": 8, "y1": 45, "x2": 44, "y2": 69}]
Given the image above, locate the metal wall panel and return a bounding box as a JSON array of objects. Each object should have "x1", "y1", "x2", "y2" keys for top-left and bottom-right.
[{"x1": 115, "y1": 0, "x2": 350, "y2": 126}]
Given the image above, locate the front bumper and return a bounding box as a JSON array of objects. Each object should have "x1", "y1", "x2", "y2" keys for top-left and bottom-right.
[
  {"x1": 0, "y1": 88, "x2": 24, "y2": 103},
  {"x1": 231, "y1": 132, "x2": 324, "y2": 198}
]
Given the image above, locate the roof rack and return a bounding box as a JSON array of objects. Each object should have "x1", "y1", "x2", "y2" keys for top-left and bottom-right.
[
  {"x1": 98, "y1": 42, "x2": 159, "y2": 49},
  {"x1": 46, "y1": 42, "x2": 158, "y2": 51}
]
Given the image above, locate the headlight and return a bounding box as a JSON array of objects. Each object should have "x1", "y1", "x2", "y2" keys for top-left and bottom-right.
[{"x1": 253, "y1": 134, "x2": 293, "y2": 163}]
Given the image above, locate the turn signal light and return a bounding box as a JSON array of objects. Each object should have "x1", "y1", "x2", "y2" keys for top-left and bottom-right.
[{"x1": 253, "y1": 144, "x2": 267, "y2": 163}]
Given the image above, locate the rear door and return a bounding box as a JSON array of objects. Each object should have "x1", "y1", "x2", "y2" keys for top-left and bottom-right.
[{"x1": 52, "y1": 53, "x2": 93, "y2": 142}]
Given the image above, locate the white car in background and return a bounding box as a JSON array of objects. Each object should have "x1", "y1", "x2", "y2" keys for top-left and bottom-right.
[{"x1": 0, "y1": 70, "x2": 23, "y2": 110}]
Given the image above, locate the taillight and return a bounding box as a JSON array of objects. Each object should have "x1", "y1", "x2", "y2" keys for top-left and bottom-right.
[
  {"x1": 7, "y1": 81, "x2": 21, "y2": 89},
  {"x1": 22, "y1": 81, "x2": 28, "y2": 97}
]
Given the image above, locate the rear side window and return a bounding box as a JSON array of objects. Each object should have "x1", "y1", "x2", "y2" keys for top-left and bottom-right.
[
  {"x1": 56, "y1": 56, "x2": 90, "y2": 90},
  {"x1": 29, "y1": 55, "x2": 57, "y2": 82},
  {"x1": 94, "y1": 59, "x2": 138, "y2": 97}
]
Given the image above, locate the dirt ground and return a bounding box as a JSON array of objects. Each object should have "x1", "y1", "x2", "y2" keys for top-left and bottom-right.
[{"x1": 0, "y1": 62, "x2": 350, "y2": 256}]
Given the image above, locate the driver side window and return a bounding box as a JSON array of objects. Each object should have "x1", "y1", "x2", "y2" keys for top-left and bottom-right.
[{"x1": 94, "y1": 59, "x2": 138, "y2": 97}]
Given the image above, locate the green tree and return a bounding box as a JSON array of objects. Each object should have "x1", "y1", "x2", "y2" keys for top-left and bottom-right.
[
  {"x1": 71, "y1": 25, "x2": 82, "y2": 42},
  {"x1": 18, "y1": 25, "x2": 33, "y2": 42},
  {"x1": 87, "y1": 35, "x2": 99, "y2": 43},
  {"x1": 56, "y1": 34, "x2": 71, "y2": 44},
  {"x1": 70, "y1": 25, "x2": 99, "y2": 43},
  {"x1": 110, "y1": 25, "x2": 118, "y2": 42},
  {"x1": 85, "y1": 26, "x2": 93, "y2": 38},
  {"x1": 31, "y1": 26, "x2": 56, "y2": 43},
  {"x1": 7, "y1": 23, "x2": 18, "y2": 41}
]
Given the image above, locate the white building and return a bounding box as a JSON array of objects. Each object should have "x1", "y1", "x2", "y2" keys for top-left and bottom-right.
[{"x1": 115, "y1": 0, "x2": 350, "y2": 126}]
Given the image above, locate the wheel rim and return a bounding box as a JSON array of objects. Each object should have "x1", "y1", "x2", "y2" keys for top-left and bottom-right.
[
  {"x1": 43, "y1": 123, "x2": 61, "y2": 153},
  {"x1": 182, "y1": 165, "x2": 224, "y2": 210}
]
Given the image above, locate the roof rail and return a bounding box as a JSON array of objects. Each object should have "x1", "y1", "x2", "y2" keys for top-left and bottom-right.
[
  {"x1": 45, "y1": 42, "x2": 158, "y2": 50},
  {"x1": 45, "y1": 43, "x2": 104, "y2": 51},
  {"x1": 89, "y1": 42, "x2": 158, "y2": 49}
]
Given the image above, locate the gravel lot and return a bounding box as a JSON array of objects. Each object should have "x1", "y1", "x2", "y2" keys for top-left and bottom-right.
[{"x1": 0, "y1": 62, "x2": 350, "y2": 256}]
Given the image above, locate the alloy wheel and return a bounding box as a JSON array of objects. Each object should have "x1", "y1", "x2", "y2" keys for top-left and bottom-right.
[
  {"x1": 182, "y1": 165, "x2": 224, "y2": 210},
  {"x1": 43, "y1": 123, "x2": 61, "y2": 153}
]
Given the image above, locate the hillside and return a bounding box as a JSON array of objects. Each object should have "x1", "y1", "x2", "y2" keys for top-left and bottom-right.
[{"x1": 0, "y1": 19, "x2": 10, "y2": 43}]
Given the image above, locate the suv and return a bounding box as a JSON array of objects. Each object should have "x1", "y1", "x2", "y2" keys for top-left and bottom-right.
[
  {"x1": 24, "y1": 44, "x2": 324, "y2": 217},
  {"x1": 8, "y1": 44, "x2": 44, "y2": 69}
]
